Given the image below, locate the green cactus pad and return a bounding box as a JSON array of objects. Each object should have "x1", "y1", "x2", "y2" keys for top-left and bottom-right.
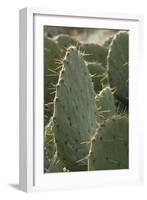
[
  {"x1": 44, "y1": 36, "x2": 62, "y2": 125},
  {"x1": 88, "y1": 115, "x2": 128, "y2": 170},
  {"x1": 44, "y1": 36, "x2": 61, "y2": 104},
  {"x1": 107, "y1": 32, "x2": 129, "y2": 104},
  {"x1": 80, "y1": 43, "x2": 108, "y2": 66},
  {"x1": 55, "y1": 34, "x2": 79, "y2": 50},
  {"x1": 95, "y1": 87, "x2": 116, "y2": 122},
  {"x1": 53, "y1": 47, "x2": 97, "y2": 171},
  {"x1": 87, "y1": 63, "x2": 106, "y2": 93}
]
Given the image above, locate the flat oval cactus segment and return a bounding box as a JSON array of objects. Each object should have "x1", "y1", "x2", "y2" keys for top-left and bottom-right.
[
  {"x1": 87, "y1": 62, "x2": 106, "y2": 93},
  {"x1": 44, "y1": 36, "x2": 62, "y2": 124},
  {"x1": 107, "y1": 31, "x2": 129, "y2": 104},
  {"x1": 95, "y1": 87, "x2": 116, "y2": 122},
  {"x1": 88, "y1": 115, "x2": 128, "y2": 170},
  {"x1": 80, "y1": 43, "x2": 108, "y2": 66},
  {"x1": 53, "y1": 47, "x2": 97, "y2": 171},
  {"x1": 55, "y1": 34, "x2": 79, "y2": 50},
  {"x1": 44, "y1": 36, "x2": 61, "y2": 103}
]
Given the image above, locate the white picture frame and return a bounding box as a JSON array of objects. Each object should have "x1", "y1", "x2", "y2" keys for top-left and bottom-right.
[{"x1": 19, "y1": 7, "x2": 144, "y2": 192}]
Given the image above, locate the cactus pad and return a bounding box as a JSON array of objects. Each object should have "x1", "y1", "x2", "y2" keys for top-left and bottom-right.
[
  {"x1": 44, "y1": 36, "x2": 62, "y2": 124},
  {"x1": 44, "y1": 36, "x2": 61, "y2": 104},
  {"x1": 107, "y1": 32, "x2": 129, "y2": 104},
  {"x1": 53, "y1": 47, "x2": 97, "y2": 171},
  {"x1": 80, "y1": 43, "x2": 108, "y2": 66},
  {"x1": 88, "y1": 115, "x2": 128, "y2": 170},
  {"x1": 87, "y1": 62, "x2": 106, "y2": 93},
  {"x1": 55, "y1": 34, "x2": 79, "y2": 50},
  {"x1": 95, "y1": 87, "x2": 116, "y2": 122}
]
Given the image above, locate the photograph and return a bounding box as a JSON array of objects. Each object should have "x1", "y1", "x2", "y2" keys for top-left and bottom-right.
[{"x1": 43, "y1": 26, "x2": 129, "y2": 173}]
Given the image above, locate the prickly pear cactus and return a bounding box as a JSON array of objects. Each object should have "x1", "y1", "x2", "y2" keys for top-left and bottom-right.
[
  {"x1": 87, "y1": 62, "x2": 106, "y2": 93},
  {"x1": 95, "y1": 87, "x2": 116, "y2": 122},
  {"x1": 80, "y1": 43, "x2": 108, "y2": 66},
  {"x1": 88, "y1": 115, "x2": 128, "y2": 170},
  {"x1": 44, "y1": 28, "x2": 129, "y2": 173},
  {"x1": 44, "y1": 36, "x2": 61, "y2": 104},
  {"x1": 44, "y1": 36, "x2": 63, "y2": 125},
  {"x1": 53, "y1": 46, "x2": 97, "y2": 171},
  {"x1": 55, "y1": 34, "x2": 79, "y2": 50},
  {"x1": 107, "y1": 32, "x2": 129, "y2": 105}
]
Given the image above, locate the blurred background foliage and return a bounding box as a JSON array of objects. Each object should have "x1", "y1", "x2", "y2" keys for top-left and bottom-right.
[{"x1": 44, "y1": 26, "x2": 119, "y2": 45}]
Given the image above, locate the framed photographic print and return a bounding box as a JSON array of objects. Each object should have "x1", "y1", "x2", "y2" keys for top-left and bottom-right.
[{"x1": 19, "y1": 8, "x2": 144, "y2": 192}]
